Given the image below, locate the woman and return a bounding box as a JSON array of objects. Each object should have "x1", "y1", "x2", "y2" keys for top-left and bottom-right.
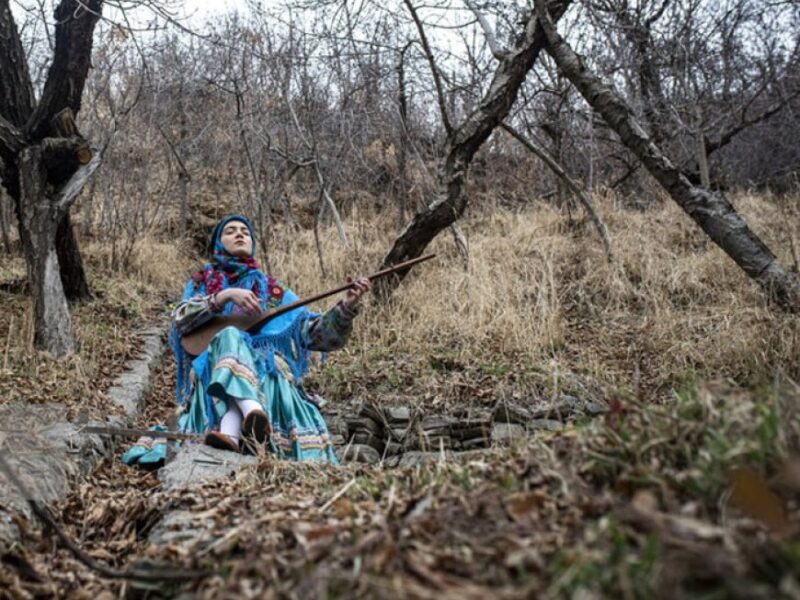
[{"x1": 168, "y1": 214, "x2": 368, "y2": 462}]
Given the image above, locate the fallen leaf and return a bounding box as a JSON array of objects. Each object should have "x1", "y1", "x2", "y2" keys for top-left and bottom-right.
[
  {"x1": 504, "y1": 490, "x2": 548, "y2": 523},
  {"x1": 729, "y1": 467, "x2": 788, "y2": 533}
]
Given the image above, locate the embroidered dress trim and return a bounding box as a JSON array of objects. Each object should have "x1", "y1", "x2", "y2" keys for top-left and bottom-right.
[
  {"x1": 214, "y1": 355, "x2": 258, "y2": 388},
  {"x1": 271, "y1": 426, "x2": 333, "y2": 453}
]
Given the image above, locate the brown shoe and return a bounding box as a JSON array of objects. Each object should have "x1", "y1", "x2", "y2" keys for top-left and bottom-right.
[
  {"x1": 242, "y1": 409, "x2": 269, "y2": 445},
  {"x1": 204, "y1": 431, "x2": 240, "y2": 453}
]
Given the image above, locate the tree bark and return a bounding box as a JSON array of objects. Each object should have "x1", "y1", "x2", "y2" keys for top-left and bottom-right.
[
  {"x1": 0, "y1": 0, "x2": 35, "y2": 128},
  {"x1": 396, "y1": 42, "x2": 412, "y2": 227},
  {"x1": 0, "y1": 183, "x2": 12, "y2": 253},
  {"x1": 534, "y1": 0, "x2": 800, "y2": 311},
  {"x1": 25, "y1": 1, "x2": 103, "y2": 140},
  {"x1": 17, "y1": 147, "x2": 74, "y2": 357},
  {"x1": 0, "y1": 1, "x2": 104, "y2": 354},
  {"x1": 57, "y1": 211, "x2": 91, "y2": 300},
  {"x1": 377, "y1": 0, "x2": 571, "y2": 292}
]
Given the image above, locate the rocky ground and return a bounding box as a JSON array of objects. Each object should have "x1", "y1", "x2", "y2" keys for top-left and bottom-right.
[{"x1": 2, "y1": 329, "x2": 799, "y2": 599}]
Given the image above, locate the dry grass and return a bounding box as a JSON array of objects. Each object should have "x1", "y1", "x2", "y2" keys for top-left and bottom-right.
[
  {"x1": 253, "y1": 192, "x2": 799, "y2": 405},
  {"x1": 1, "y1": 192, "x2": 795, "y2": 415}
]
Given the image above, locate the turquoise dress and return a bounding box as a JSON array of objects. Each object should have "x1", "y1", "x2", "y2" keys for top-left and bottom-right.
[
  {"x1": 170, "y1": 293, "x2": 357, "y2": 464},
  {"x1": 172, "y1": 297, "x2": 356, "y2": 463}
]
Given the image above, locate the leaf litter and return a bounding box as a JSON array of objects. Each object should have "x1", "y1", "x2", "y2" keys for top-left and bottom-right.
[{"x1": 4, "y1": 376, "x2": 800, "y2": 599}]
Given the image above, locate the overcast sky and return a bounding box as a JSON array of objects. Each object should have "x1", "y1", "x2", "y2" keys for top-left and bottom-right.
[{"x1": 178, "y1": 0, "x2": 248, "y2": 18}]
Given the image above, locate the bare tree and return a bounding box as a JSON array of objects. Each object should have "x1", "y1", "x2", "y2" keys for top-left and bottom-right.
[
  {"x1": 582, "y1": 0, "x2": 800, "y2": 189},
  {"x1": 377, "y1": 0, "x2": 572, "y2": 291},
  {"x1": 534, "y1": 0, "x2": 800, "y2": 311},
  {"x1": 0, "y1": 0, "x2": 104, "y2": 356}
]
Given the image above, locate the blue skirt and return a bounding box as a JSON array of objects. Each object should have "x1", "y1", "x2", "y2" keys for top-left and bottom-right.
[{"x1": 180, "y1": 326, "x2": 338, "y2": 463}]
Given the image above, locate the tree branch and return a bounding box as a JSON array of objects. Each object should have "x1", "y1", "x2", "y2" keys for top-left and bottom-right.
[
  {"x1": 644, "y1": 0, "x2": 672, "y2": 27},
  {"x1": 378, "y1": 0, "x2": 573, "y2": 287},
  {"x1": 157, "y1": 125, "x2": 191, "y2": 181},
  {"x1": 41, "y1": 136, "x2": 92, "y2": 184},
  {"x1": 0, "y1": 450, "x2": 210, "y2": 582},
  {"x1": 55, "y1": 148, "x2": 102, "y2": 214},
  {"x1": 0, "y1": 114, "x2": 24, "y2": 166},
  {"x1": 502, "y1": 122, "x2": 613, "y2": 262},
  {"x1": 0, "y1": 0, "x2": 35, "y2": 127},
  {"x1": 533, "y1": 0, "x2": 800, "y2": 311},
  {"x1": 402, "y1": 0, "x2": 453, "y2": 135},
  {"x1": 463, "y1": 0, "x2": 508, "y2": 60},
  {"x1": 705, "y1": 87, "x2": 800, "y2": 156},
  {"x1": 283, "y1": 95, "x2": 349, "y2": 248},
  {"x1": 25, "y1": 0, "x2": 104, "y2": 140}
]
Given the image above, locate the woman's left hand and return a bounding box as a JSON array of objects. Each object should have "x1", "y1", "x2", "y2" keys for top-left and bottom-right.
[{"x1": 344, "y1": 276, "x2": 371, "y2": 308}]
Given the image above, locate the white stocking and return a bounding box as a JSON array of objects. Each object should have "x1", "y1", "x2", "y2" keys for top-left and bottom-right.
[
  {"x1": 235, "y1": 398, "x2": 263, "y2": 418},
  {"x1": 219, "y1": 403, "x2": 243, "y2": 441}
]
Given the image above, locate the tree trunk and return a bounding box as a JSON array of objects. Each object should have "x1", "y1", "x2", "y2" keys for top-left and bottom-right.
[
  {"x1": 56, "y1": 210, "x2": 91, "y2": 300},
  {"x1": 694, "y1": 106, "x2": 711, "y2": 188},
  {"x1": 178, "y1": 170, "x2": 189, "y2": 235},
  {"x1": 81, "y1": 174, "x2": 95, "y2": 236},
  {"x1": 17, "y1": 146, "x2": 74, "y2": 357},
  {"x1": 534, "y1": 0, "x2": 800, "y2": 311},
  {"x1": 396, "y1": 43, "x2": 412, "y2": 227},
  {"x1": 377, "y1": 0, "x2": 572, "y2": 293},
  {"x1": 0, "y1": 183, "x2": 12, "y2": 253},
  {"x1": 1, "y1": 1, "x2": 104, "y2": 356},
  {"x1": 177, "y1": 80, "x2": 190, "y2": 235}
]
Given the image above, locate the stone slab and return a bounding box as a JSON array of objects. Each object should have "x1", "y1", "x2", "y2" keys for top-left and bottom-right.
[
  {"x1": 491, "y1": 423, "x2": 526, "y2": 446},
  {"x1": 340, "y1": 444, "x2": 380, "y2": 465},
  {"x1": 350, "y1": 431, "x2": 385, "y2": 453},
  {"x1": 529, "y1": 419, "x2": 564, "y2": 431},
  {"x1": 158, "y1": 443, "x2": 257, "y2": 491},
  {"x1": 106, "y1": 328, "x2": 166, "y2": 417},
  {"x1": 384, "y1": 406, "x2": 411, "y2": 423},
  {"x1": 345, "y1": 416, "x2": 382, "y2": 436},
  {"x1": 148, "y1": 509, "x2": 218, "y2": 547}
]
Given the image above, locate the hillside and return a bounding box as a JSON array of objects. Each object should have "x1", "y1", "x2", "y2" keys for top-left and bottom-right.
[{"x1": 1, "y1": 196, "x2": 798, "y2": 598}]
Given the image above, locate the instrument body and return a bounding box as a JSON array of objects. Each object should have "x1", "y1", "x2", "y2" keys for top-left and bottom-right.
[{"x1": 180, "y1": 312, "x2": 272, "y2": 357}]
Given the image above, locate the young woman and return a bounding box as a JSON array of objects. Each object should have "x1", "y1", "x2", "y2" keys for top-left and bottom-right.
[{"x1": 168, "y1": 214, "x2": 369, "y2": 462}]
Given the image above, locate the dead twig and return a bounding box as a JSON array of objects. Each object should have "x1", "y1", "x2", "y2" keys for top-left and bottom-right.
[{"x1": 319, "y1": 477, "x2": 357, "y2": 513}]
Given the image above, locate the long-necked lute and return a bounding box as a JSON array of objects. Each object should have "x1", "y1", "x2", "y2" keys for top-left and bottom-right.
[{"x1": 180, "y1": 254, "x2": 435, "y2": 357}]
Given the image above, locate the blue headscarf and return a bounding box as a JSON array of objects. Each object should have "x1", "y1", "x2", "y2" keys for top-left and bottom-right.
[{"x1": 170, "y1": 215, "x2": 316, "y2": 419}]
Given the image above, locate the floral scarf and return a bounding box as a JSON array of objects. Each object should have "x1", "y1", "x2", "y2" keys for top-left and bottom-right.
[{"x1": 190, "y1": 215, "x2": 284, "y2": 309}]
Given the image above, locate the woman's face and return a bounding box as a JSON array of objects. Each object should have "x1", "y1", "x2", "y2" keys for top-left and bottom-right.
[{"x1": 219, "y1": 220, "x2": 253, "y2": 258}]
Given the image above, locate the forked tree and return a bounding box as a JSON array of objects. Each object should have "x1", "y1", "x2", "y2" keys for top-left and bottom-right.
[
  {"x1": 377, "y1": 0, "x2": 572, "y2": 288},
  {"x1": 377, "y1": 0, "x2": 799, "y2": 311},
  {"x1": 0, "y1": 0, "x2": 104, "y2": 356}
]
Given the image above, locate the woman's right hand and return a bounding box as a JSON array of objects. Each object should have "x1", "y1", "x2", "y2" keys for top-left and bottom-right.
[{"x1": 215, "y1": 288, "x2": 262, "y2": 315}]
